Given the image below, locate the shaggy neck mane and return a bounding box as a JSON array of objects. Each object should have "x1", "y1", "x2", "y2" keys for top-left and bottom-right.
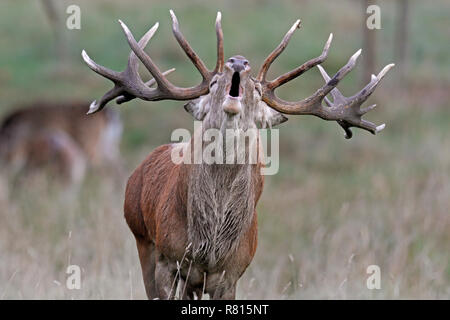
[
  {"x1": 186, "y1": 124, "x2": 260, "y2": 267},
  {"x1": 187, "y1": 162, "x2": 256, "y2": 267}
]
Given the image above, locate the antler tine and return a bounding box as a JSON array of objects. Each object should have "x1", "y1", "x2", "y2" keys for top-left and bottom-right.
[
  {"x1": 129, "y1": 22, "x2": 160, "y2": 68},
  {"x1": 318, "y1": 49, "x2": 362, "y2": 100},
  {"x1": 82, "y1": 50, "x2": 121, "y2": 82},
  {"x1": 119, "y1": 20, "x2": 174, "y2": 91},
  {"x1": 113, "y1": 23, "x2": 169, "y2": 107},
  {"x1": 349, "y1": 63, "x2": 395, "y2": 107},
  {"x1": 170, "y1": 10, "x2": 210, "y2": 79},
  {"x1": 86, "y1": 86, "x2": 123, "y2": 115},
  {"x1": 316, "y1": 63, "x2": 394, "y2": 139},
  {"x1": 268, "y1": 33, "x2": 333, "y2": 90},
  {"x1": 214, "y1": 11, "x2": 225, "y2": 73},
  {"x1": 317, "y1": 64, "x2": 346, "y2": 105},
  {"x1": 256, "y1": 19, "x2": 301, "y2": 82}
]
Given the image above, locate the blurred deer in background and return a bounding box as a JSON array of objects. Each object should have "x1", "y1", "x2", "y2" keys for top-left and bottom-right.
[
  {"x1": 0, "y1": 101, "x2": 122, "y2": 186},
  {"x1": 83, "y1": 11, "x2": 393, "y2": 299}
]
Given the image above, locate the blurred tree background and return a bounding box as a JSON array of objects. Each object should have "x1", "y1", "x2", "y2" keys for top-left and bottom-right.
[{"x1": 0, "y1": 0, "x2": 449, "y2": 299}]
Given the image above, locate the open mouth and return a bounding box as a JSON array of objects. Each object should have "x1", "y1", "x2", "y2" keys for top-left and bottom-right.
[{"x1": 227, "y1": 72, "x2": 242, "y2": 99}]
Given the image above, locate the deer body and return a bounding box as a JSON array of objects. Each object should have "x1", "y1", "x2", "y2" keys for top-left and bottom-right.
[
  {"x1": 84, "y1": 10, "x2": 393, "y2": 299},
  {"x1": 125, "y1": 141, "x2": 262, "y2": 299},
  {"x1": 0, "y1": 101, "x2": 122, "y2": 185}
]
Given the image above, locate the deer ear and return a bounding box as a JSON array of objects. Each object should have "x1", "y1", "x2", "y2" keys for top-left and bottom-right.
[
  {"x1": 184, "y1": 96, "x2": 210, "y2": 121},
  {"x1": 268, "y1": 111, "x2": 288, "y2": 127},
  {"x1": 258, "y1": 102, "x2": 288, "y2": 128}
]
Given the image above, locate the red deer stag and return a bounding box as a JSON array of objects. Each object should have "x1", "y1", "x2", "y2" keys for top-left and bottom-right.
[
  {"x1": 82, "y1": 11, "x2": 394, "y2": 299},
  {"x1": 0, "y1": 101, "x2": 122, "y2": 185}
]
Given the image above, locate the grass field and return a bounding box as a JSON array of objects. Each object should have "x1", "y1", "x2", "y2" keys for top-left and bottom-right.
[{"x1": 0, "y1": 0, "x2": 449, "y2": 299}]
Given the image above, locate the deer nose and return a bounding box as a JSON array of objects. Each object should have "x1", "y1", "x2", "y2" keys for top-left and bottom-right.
[
  {"x1": 228, "y1": 57, "x2": 249, "y2": 73},
  {"x1": 231, "y1": 61, "x2": 245, "y2": 73}
]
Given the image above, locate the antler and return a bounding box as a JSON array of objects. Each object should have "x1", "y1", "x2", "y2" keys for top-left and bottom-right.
[
  {"x1": 316, "y1": 63, "x2": 394, "y2": 138},
  {"x1": 257, "y1": 20, "x2": 394, "y2": 138},
  {"x1": 82, "y1": 10, "x2": 224, "y2": 114}
]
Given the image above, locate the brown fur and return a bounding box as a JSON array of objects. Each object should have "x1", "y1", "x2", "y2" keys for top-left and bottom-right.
[{"x1": 125, "y1": 142, "x2": 263, "y2": 299}]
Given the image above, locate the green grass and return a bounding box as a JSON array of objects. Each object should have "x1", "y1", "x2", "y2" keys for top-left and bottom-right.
[{"x1": 0, "y1": 0, "x2": 449, "y2": 299}]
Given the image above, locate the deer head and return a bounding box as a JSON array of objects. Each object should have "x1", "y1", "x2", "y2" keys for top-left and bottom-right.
[
  {"x1": 82, "y1": 11, "x2": 394, "y2": 139},
  {"x1": 183, "y1": 53, "x2": 289, "y2": 133}
]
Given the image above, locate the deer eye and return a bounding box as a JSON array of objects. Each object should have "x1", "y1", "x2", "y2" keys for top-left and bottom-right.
[
  {"x1": 210, "y1": 79, "x2": 217, "y2": 88},
  {"x1": 243, "y1": 60, "x2": 249, "y2": 66},
  {"x1": 228, "y1": 58, "x2": 235, "y2": 64}
]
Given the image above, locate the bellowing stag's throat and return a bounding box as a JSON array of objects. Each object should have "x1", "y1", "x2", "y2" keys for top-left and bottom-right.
[{"x1": 186, "y1": 162, "x2": 256, "y2": 267}]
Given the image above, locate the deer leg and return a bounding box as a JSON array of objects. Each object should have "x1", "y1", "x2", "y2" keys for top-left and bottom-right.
[
  {"x1": 211, "y1": 282, "x2": 236, "y2": 300},
  {"x1": 179, "y1": 280, "x2": 203, "y2": 300},
  {"x1": 207, "y1": 273, "x2": 237, "y2": 300},
  {"x1": 135, "y1": 239, "x2": 157, "y2": 299},
  {"x1": 154, "y1": 254, "x2": 178, "y2": 299}
]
